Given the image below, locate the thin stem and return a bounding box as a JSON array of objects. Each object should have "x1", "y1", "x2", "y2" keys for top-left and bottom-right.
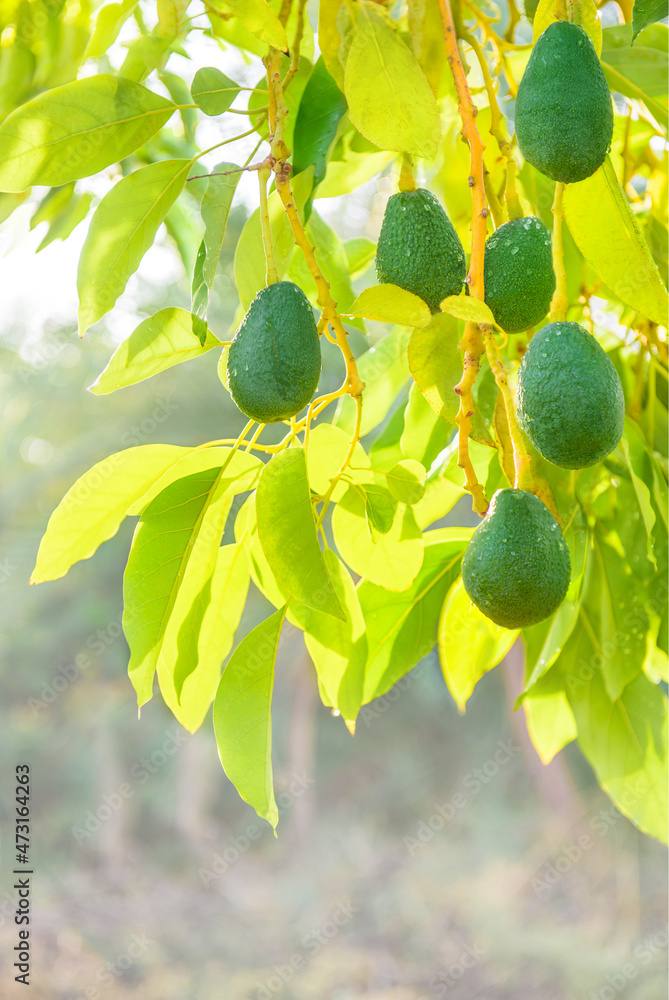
[
  {"x1": 550, "y1": 182, "x2": 568, "y2": 322},
  {"x1": 244, "y1": 423, "x2": 266, "y2": 452},
  {"x1": 259, "y1": 166, "x2": 279, "y2": 285},
  {"x1": 399, "y1": 153, "x2": 416, "y2": 192},
  {"x1": 283, "y1": 0, "x2": 307, "y2": 90}
]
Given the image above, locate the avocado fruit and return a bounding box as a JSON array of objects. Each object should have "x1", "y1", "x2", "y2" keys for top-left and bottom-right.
[
  {"x1": 515, "y1": 21, "x2": 613, "y2": 184},
  {"x1": 375, "y1": 189, "x2": 466, "y2": 313},
  {"x1": 226, "y1": 281, "x2": 321, "y2": 423},
  {"x1": 484, "y1": 216, "x2": 555, "y2": 333},
  {"x1": 462, "y1": 488, "x2": 571, "y2": 629},
  {"x1": 517, "y1": 321, "x2": 625, "y2": 469}
]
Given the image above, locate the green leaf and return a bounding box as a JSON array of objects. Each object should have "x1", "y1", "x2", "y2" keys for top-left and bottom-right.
[
  {"x1": 123, "y1": 464, "x2": 238, "y2": 706},
  {"x1": 30, "y1": 444, "x2": 191, "y2": 584},
  {"x1": 156, "y1": 0, "x2": 190, "y2": 37},
  {"x1": 563, "y1": 157, "x2": 669, "y2": 326},
  {"x1": 344, "y1": 237, "x2": 377, "y2": 277},
  {"x1": 407, "y1": 313, "x2": 461, "y2": 424},
  {"x1": 619, "y1": 418, "x2": 658, "y2": 568},
  {"x1": 344, "y1": 284, "x2": 432, "y2": 328},
  {"x1": 319, "y1": 0, "x2": 358, "y2": 90},
  {"x1": 256, "y1": 447, "x2": 345, "y2": 620},
  {"x1": 84, "y1": 0, "x2": 139, "y2": 59},
  {"x1": 333, "y1": 483, "x2": 423, "y2": 591},
  {"x1": 213, "y1": 605, "x2": 287, "y2": 830},
  {"x1": 523, "y1": 669, "x2": 577, "y2": 764},
  {"x1": 293, "y1": 56, "x2": 348, "y2": 209},
  {"x1": 336, "y1": 326, "x2": 411, "y2": 436},
  {"x1": 120, "y1": 32, "x2": 173, "y2": 83},
  {"x1": 191, "y1": 67, "x2": 241, "y2": 116},
  {"x1": 293, "y1": 548, "x2": 367, "y2": 732},
  {"x1": 438, "y1": 576, "x2": 519, "y2": 712},
  {"x1": 439, "y1": 295, "x2": 497, "y2": 328},
  {"x1": 306, "y1": 423, "x2": 373, "y2": 502},
  {"x1": 0, "y1": 74, "x2": 175, "y2": 192},
  {"x1": 35, "y1": 192, "x2": 93, "y2": 253},
  {"x1": 358, "y1": 528, "x2": 471, "y2": 703},
  {"x1": 632, "y1": 0, "x2": 669, "y2": 42},
  {"x1": 601, "y1": 26, "x2": 668, "y2": 127},
  {"x1": 191, "y1": 160, "x2": 242, "y2": 332},
  {"x1": 344, "y1": 5, "x2": 441, "y2": 159},
  {"x1": 400, "y1": 383, "x2": 454, "y2": 470},
  {"x1": 533, "y1": 0, "x2": 602, "y2": 53},
  {"x1": 90, "y1": 308, "x2": 221, "y2": 394},
  {"x1": 208, "y1": 0, "x2": 288, "y2": 52},
  {"x1": 127, "y1": 447, "x2": 261, "y2": 515},
  {"x1": 385, "y1": 459, "x2": 426, "y2": 505},
  {"x1": 77, "y1": 159, "x2": 191, "y2": 334},
  {"x1": 157, "y1": 542, "x2": 250, "y2": 733},
  {"x1": 558, "y1": 642, "x2": 668, "y2": 844}
]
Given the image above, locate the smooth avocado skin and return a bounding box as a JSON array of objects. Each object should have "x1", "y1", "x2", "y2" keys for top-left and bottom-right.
[
  {"x1": 484, "y1": 216, "x2": 555, "y2": 333},
  {"x1": 515, "y1": 22, "x2": 613, "y2": 184},
  {"x1": 517, "y1": 321, "x2": 625, "y2": 469},
  {"x1": 462, "y1": 489, "x2": 571, "y2": 629},
  {"x1": 375, "y1": 189, "x2": 466, "y2": 313},
  {"x1": 226, "y1": 281, "x2": 321, "y2": 423}
]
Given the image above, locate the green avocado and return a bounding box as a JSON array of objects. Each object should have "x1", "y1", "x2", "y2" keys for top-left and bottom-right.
[
  {"x1": 484, "y1": 216, "x2": 555, "y2": 333},
  {"x1": 462, "y1": 488, "x2": 571, "y2": 629},
  {"x1": 517, "y1": 321, "x2": 625, "y2": 469},
  {"x1": 515, "y1": 21, "x2": 613, "y2": 184},
  {"x1": 375, "y1": 189, "x2": 466, "y2": 313},
  {"x1": 226, "y1": 281, "x2": 321, "y2": 423}
]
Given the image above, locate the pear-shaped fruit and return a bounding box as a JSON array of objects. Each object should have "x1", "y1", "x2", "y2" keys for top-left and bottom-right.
[
  {"x1": 226, "y1": 281, "x2": 321, "y2": 423},
  {"x1": 462, "y1": 489, "x2": 571, "y2": 629},
  {"x1": 517, "y1": 321, "x2": 625, "y2": 469},
  {"x1": 515, "y1": 21, "x2": 613, "y2": 184},
  {"x1": 484, "y1": 216, "x2": 555, "y2": 333},
  {"x1": 375, "y1": 189, "x2": 466, "y2": 313}
]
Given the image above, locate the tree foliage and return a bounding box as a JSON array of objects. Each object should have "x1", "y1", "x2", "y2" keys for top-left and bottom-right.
[{"x1": 4, "y1": 0, "x2": 666, "y2": 841}]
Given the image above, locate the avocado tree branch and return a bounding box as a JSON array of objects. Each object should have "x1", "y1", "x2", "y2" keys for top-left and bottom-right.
[
  {"x1": 438, "y1": 0, "x2": 489, "y2": 514},
  {"x1": 549, "y1": 182, "x2": 569, "y2": 322}
]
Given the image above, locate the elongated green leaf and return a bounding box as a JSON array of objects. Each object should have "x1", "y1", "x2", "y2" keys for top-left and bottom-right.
[
  {"x1": 557, "y1": 634, "x2": 668, "y2": 844},
  {"x1": 124, "y1": 465, "x2": 235, "y2": 706},
  {"x1": 344, "y1": 284, "x2": 432, "y2": 327},
  {"x1": 156, "y1": 0, "x2": 190, "y2": 36},
  {"x1": 84, "y1": 0, "x2": 138, "y2": 58},
  {"x1": 202, "y1": 162, "x2": 241, "y2": 287},
  {"x1": 601, "y1": 26, "x2": 668, "y2": 127},
  {"x1": 337, "y1": 326, "x2": 411, "y2": 436},
  {"x1": 31, "y1": 444, "x2": 191, "y2": 584},
  {"x1": 523, "y1": 670, "x2": 577, "y2": 764},
  {"x1": 191, "y1": 67, "x2": 241, "y2": 115},
  {"x1": 0, "y1": 74, "x2": 175, "y2": 192},
  {"x1": 563, "y1": 157, "x2": 668, "y2": 326},
  {"x1": 208, "y1": 0, "x2": 288, "y2": 51},
  {"x1": 344, "y1": 237, "x2": 377, "y2": 277},
  {"x1": 90, "y1": 308, "x2": 221, "y2": 394},
  {"x1": 127, "y1": 447, "x2": 261, "y2": 515},
  {"x1": 36, "y1": 192, "x2": 93, "y2": 253},
  {"x1": 256, "y1": 448, "x2": 345, "y2": 620},
  {"x1": 359, "y1": 529, "x2": 472, "y2": 703},
  {"x1": 407, "y1": 313, "x2": 461, "y2": 423},
  {"x1": 318, "y1": 0, "x2": 358, "y2": 90},
  {"x1": 400, "y1": 383, "x2": 454, "y2": 470},
  {"x1": 213, "y1": 605, "x2": 287, "y2": 830},
  {"x1": 293, "y1": 548, "x2": 367, "y2": 732},
  {"x1": 333, "y1": 484, "x2": 424, "y2": 591},
  {"x1": 344, "y1": 5, "x2": 441, "y2": 158},
  {"x1": 78, "y1": 159, "x2": 191, "y2": 334},
  {"x1": 157, "y1": 542, "x2": 250, "y2": 733},
  {"x1": 438, "y1": 576, "x2": 518, "y2": 712},
  {"x1": 293, "y1": 56, "x2": 348, "y2": 211},
  {"x1": 632, "y1": 0, "x2": 669, "y2": 42}
]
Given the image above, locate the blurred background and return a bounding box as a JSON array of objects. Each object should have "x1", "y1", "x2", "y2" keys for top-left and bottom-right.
[{"x1": 0, "y1": 28, "x2": 667, "y2": 997}]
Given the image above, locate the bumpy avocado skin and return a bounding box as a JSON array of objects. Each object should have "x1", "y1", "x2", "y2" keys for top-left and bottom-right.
[
  {"x1": 484, "y1": 216, "x2": 556, "y2": 333},
  {"x1": 375, "y1": 189, "x2": 466, "y2": 313},
  {"x1": 462, "y1": 489, "x2": 571, "y2": 629},
  {"x1": 226, "y1": 281, "x2": 321, "y2": 423},
  {"x1": 515, "y1": 22, "x2": 613, "y2": 184},
  {"x1": 517, "y1": 321, "x2": 625, "y2": 469}
]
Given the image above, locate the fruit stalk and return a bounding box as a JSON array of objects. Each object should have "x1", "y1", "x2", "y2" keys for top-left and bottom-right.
[
  {"x1": 483, "y1": 327, "x2": 532, "y2": 490},
  {"x1": 549, "y1": 182, "x2": 569, "y2": 322},
  {"x1": 438, "y1": 0, "x2": 488, "y2": 514}
]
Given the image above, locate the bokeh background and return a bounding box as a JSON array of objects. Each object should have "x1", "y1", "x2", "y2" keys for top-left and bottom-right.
[{"x1": 0, "y1": 8, "x2": 668, "y2": 996}]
